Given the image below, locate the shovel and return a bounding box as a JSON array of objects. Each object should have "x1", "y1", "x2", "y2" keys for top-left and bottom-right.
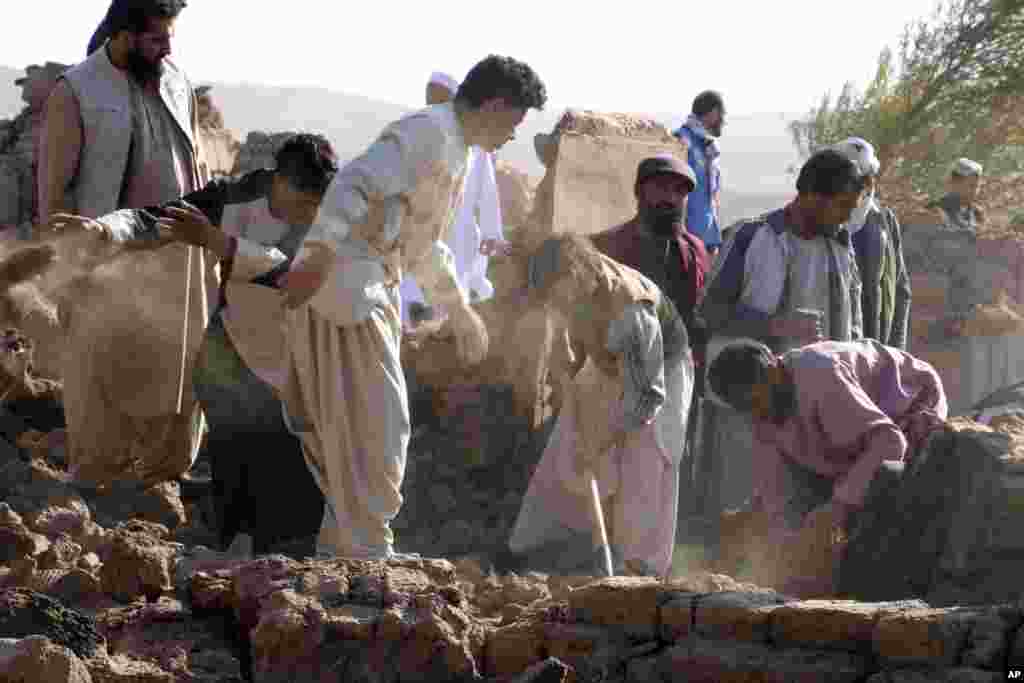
[{"x1": 586, "y1": 471, "x2": 614, "y2": 578}]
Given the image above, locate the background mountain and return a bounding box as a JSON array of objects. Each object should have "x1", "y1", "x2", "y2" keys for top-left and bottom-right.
[{"x1": 1, "y1": 67, "x2": 799, "y2": 224}]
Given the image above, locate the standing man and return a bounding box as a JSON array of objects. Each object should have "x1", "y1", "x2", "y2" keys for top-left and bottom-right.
[
  {"x1": 37, "y1": 0, "x2": 214, "y2": 486},
  {"x1": 400, "y1": 71, "x2": 509, "y2": 327},
  {"x1": 673, "y1": 91, "x2": 725, "y2": 255},
  {"x1": 694, "y1": 149, "x2": 864, "y2": 540},
  {"x1": 928, "y1": 158, "x2": 986, "y2": 233},
  {"x1": 590, "y1": 155, "x2": 710, "y2": 510},
  {"x1": 591, "y1": 154, "x2": 709, "y2": 345},
  {"x1": 279, "y1": 55, "x2": 547, "y2": 561},
  {"x1": 831, "y1": 137, "x2": 911, "y2": 349}
]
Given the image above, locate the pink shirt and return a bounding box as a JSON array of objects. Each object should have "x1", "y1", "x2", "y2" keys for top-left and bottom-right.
[{"x1": 752, "y1": 340, "x2": 947, "y2": 524}]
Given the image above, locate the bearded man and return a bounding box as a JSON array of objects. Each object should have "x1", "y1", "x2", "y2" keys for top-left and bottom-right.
[{"x1": 38, "y1": 0, "x2": 215, "y2": 486}]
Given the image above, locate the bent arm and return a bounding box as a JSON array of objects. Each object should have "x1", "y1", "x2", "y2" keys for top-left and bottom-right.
[
  {"x1": 889, "y1": 210, "x2": 912, "y2": 349},
  {"x1": 304, "y1": 119, "x2": 467, "y2": 320},
  {"x1": 38, "y1": 81, "x2": 82, "y2": 222},
  {"x1": 607, "y1": 301, "x2": 667, "y2": 430}
]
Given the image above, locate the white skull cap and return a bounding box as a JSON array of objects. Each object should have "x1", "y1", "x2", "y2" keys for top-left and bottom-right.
[{"x1": 831, "y1": 137, "x2": 881, "y2": 176}]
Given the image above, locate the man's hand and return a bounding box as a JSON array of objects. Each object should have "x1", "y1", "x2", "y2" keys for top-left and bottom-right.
[
  {"x1": 769, "y1": 309, "x2": 824, "y2": 344},
  {"x1": 280, "y1": 267, "x2": 328, "y2": 310},
  {"x1": 45, "y1": 213, "x2": 112, "y2": 240},
  {"x1": 280, "y1": 246, "x2": 334, "y2": 310},
  {"x1": 445, "y1": 302, "x2": 488, "y2": 366},
  {"x1": 157, "y1": 202, "x2": 229, "y2": 256},
  {"x1": 480, "y1": 239, "x2": 513, "y2": 258},
  {"x1": 802, "y1": 499, "x2": 854, "y2": 539}
]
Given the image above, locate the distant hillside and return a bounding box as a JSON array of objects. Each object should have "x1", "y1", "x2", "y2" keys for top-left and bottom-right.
[
  {"x1": 207, "y1": 81, "x2": 797, "y2": 221},
  {"x1": 0, "y1": 65, "x2": 795, "y2": 221}
]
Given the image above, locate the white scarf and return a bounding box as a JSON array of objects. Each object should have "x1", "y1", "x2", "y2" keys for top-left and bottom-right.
[{"x1": 845, "y1": 188, "x2": 878, "y2": 236}]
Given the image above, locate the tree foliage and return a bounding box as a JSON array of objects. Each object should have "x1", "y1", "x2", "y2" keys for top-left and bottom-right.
[{"x1": 788, "y1": 0, "x2": 1024, "y2": 194}]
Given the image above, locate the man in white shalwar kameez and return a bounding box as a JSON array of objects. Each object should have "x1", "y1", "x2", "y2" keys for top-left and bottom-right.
[
  {"x1": 279, "y1": 56, "x2": 547, "y2": 560},
  {"x1": 400, "y1": 71, "x2": 509, "y2": 327}
]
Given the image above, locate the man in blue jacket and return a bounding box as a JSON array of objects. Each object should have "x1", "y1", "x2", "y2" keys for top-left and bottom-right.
[{"x1": 674, "y1": 91, "x2": 725, "y2": 255}]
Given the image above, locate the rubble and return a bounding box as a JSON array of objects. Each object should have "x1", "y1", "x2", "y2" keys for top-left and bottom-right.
[
  {"x1": 0, "y1": 57, "x2": 1023, "y2": 682},
  {"x1": 0, "y1": 62, "x2": 67, "y2": 237}
]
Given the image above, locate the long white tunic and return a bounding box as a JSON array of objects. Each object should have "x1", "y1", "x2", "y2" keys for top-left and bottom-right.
[
  {"x1": 399, "y1": 145, "x2": 503, "y2": 322},
  {"x1": 280, "y1": 103, "x2": 471, "y2": 559}
]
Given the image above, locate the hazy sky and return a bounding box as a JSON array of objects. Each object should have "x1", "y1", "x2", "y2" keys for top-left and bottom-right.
[{"x1": 1, "y1": 0, "x2": 943, "y2": 116}]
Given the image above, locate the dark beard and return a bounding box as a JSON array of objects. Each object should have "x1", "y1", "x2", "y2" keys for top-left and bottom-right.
[
  {"x1": 126, "y1": 49, "x2": 163, "y2": 84},
  {"x1": 639, "y1": 204, "x2": 684, "y2": 237}
]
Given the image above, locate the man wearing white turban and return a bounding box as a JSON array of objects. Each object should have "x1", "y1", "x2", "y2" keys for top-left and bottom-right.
[
  {"x1": 830, "y1": 137, "x2": 911, "y2": 349},
  {"x1": 400, "y1": 71, "x2": 509, "y2": 327}
]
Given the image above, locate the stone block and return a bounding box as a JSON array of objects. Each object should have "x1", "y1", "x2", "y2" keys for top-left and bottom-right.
[
  {"x1": 0, "y1": 635, "x2": 93, "y2": 683},
  {"x1": 867, "y1": 670, "x2": 1003, "y2": 682},
  {"x1": 693, "y1": 591, "x2": 790, "y2": 643},
  {"x1": 625, "y1": 655, "x2": 660, "y2": 683},
  {"x1": 567, "y1": 577, "x2": 661, "y2": 640},
  {"x1": 771, "y1": 600, "x2": 925, "y2": 653},
  {"x1": 659, "y1": 593, "x2": 696, "y2": 642},
  {"x1": 485, "y1": 620, "x2": 545, "y2": 678},
  {"x1": 659, "y1": 637, "x2": 868, "y2": 683},
  {"x1": 542, "y1": 623, "x2": 611, "y2": 666},
  {"x1": 873, "y1": 606, "x2": 977, "y2": 667}
]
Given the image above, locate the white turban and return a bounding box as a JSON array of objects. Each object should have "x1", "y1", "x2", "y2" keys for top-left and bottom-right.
[
  {"x1": 428, "y1": 71, "x2": 458, "y2": 93},
  {"x1": 831, "y1": 137, "x2": 881, "y2": 177},
  {"x1": 953, "y1": 158, "x2": 983, "y2": 177}
]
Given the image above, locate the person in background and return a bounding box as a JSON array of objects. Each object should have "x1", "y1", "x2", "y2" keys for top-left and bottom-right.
[
  {"x1": 831, "y1": 137, "x2": 911, "y2": 349},
  {"x1": 928, "y1": 158, "x2": 986, "y2": 233},
  {"x1": 673, "y1": 90, "x2": 725, "y2": 255},
  {"x1": 400, "y1": 71, "x2": 510, "y2": 328}
]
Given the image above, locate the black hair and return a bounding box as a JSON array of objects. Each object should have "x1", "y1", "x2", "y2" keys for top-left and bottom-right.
[
  {"x1": 796, "y1": 149, "x2": 864, "y2": 196},
  {"x1": 455, "y1": 55, "x2": 547, "y2": 111},
  {"x1": 707, "y1": 342, "x2": 774, "y2": 412},
  {"x1": 692, "y1": 90, "x2": 725, "y2": 117},
  {"x1": 103, "y1": 0, "x2": 187, "y2": 37},
  {"x1": 274, "y1": 133, "x2": 338, "y2": 196}
]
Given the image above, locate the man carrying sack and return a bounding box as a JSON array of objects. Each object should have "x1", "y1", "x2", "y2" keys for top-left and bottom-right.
[{"x1": 509, "y1": 235, "x2": 695, "y2": 577}]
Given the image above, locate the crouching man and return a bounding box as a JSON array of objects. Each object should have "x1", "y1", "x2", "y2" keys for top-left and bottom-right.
[
  {"x1": 48, "y1": 133, "x2": 334, "y2": 557},
  {"x1": 706, "y1": 338, "x2": 948, "y2": 595}
]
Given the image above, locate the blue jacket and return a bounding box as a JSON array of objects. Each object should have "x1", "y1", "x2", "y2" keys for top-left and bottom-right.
[{"x1": 674, "y1": 125, "x2": 722, "y2": 250}]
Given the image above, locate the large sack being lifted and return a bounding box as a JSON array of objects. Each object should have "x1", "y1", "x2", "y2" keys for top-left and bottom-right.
[{"x1": 403, "y1": 110, "x2": 688, "y2": 426}]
